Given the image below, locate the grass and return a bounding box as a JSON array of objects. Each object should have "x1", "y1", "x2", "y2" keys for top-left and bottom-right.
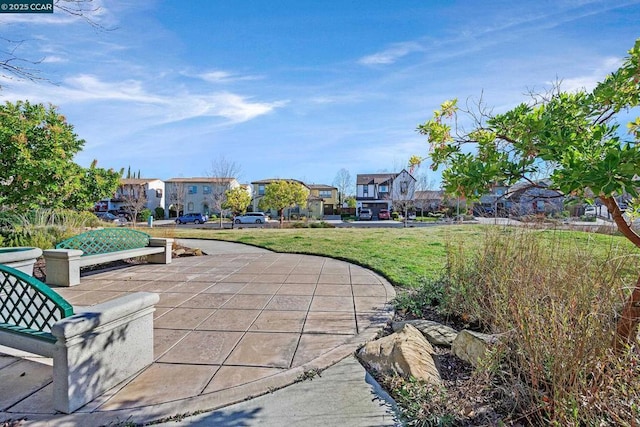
[
  {"x1": 149, "y1": 224, "x2": 639, "y2": 289},
  {"x1": 151, "y1": 225, "x2": 488, "y2": 287}
]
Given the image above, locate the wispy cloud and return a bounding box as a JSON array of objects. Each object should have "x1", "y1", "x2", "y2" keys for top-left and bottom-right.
[
  {"x1": 0, "y1": 73, "x2": 287, "y2": 125},
  {"x1": 547, "y1": 56, "x2": 623, "y2": 92},
  {"x1": 195, "y1": 70, "x2": 263, "y2": 83},
  {"x1": 358, "y1": 41, "x2": 423, "y2": 65}
]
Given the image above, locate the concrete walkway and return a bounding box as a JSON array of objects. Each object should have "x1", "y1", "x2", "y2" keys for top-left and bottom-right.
[{"x1": 0, "y1": 240, "x2": 399, "y2": 426}]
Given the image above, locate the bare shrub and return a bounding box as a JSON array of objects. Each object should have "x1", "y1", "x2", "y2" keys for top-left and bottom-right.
[{"x1": 443, "y1": 227, "x2": 640, "y2": 425}]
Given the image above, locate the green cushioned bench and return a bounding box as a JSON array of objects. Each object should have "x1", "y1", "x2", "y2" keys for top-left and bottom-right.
[
  {"x1": 0, "y1": 264, "x2": 159, "y2": 413},
  {"x1": 43, "y1": 228, "x2": 173, "y2": 287}
]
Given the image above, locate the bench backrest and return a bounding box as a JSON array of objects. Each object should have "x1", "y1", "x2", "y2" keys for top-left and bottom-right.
[
  {"x1": 56, "y1": 228, "x2": 151, "y2": 256},
  {"x1": 0, "y1": 265, "x2": 73, "y2": 337}
]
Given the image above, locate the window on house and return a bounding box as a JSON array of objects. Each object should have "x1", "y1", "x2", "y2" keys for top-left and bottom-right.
[
  {"x1": 188, "y1": 185, "x2": 197, "y2": 194},
  {"x1": 187, "y1": 202, "x2": 194, "y2": 211},
  {"x1": 203, "y1": 186, "x2": 211, "y2": 195},
  {"x1": 400, "y1": 181, "x2": 408, "y2": 194},
  {"x1": 258, "y1": 184, "x2": 265, "y2": 195},
  {"x1": 379, "y1": 185, "x2": 388, "y2": 193},
  {"x1": 363, "y1": 186, "x2": 368, "y2": 195},
  {"x1": 319, "y1": 190, "x2": 332, "y2": 198},
  {"x1": 155, "y1": 189, "x2": 163, "y2": 198}
]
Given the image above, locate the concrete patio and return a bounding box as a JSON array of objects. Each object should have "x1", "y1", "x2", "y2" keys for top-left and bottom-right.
[{"x1": 0, "y1": 240, "x2": 396, "y2": 426}]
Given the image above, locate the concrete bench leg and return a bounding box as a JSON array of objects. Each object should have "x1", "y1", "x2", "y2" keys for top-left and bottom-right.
[
  {"x1": 43, "y1": 249, "x2": 83, "y2": 287},
  {"x1": 147, "y1": 238, "x2": 174, "y2": 264},
  {"x1": 50, "y1": 292, "x2": 159, "y2": 413}
]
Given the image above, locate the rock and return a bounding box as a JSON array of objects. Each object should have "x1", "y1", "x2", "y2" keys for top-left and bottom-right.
[
  {"x1": 451, "y1": 330, "x2": 497, "y2": 367},
  {"x1": 357, "y1": 324, "x2": 441, "y2": 385},
  {"x1": 392, "y1": 320, "x2": 458, "y2": 347},
  {"x1": 173, "y1": 248, "x2": 186, "y2": 257}
]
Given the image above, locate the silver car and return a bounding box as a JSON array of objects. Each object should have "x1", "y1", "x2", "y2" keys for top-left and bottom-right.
[{"x1": 234, "y1": 212, "x2": 268, "y2": 224}]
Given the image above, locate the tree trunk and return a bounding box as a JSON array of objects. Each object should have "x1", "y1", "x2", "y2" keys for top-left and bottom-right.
[{"x1": 601, "y1": 196, "x2": 640, "y2": 352}]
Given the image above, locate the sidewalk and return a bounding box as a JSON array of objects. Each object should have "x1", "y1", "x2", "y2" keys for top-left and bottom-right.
[{"x1": 0, "y1": 240, "x2": 399, "y2": 426}]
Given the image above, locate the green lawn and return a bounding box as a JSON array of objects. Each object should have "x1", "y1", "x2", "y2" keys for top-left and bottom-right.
[{"x1": 151, "y1": 224, "x2": 639, "y2": 289}]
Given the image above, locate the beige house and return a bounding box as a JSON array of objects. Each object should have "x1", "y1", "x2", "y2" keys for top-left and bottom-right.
[
  {"x1": 251, "y1": 179, "x2": 337, "y2": 220},
  {"x1": 164, "y1": 177, "x2": 240, "y2": 218},
  {"x1": 307, "y1": 184, "x2": 339, "y2": 217}
]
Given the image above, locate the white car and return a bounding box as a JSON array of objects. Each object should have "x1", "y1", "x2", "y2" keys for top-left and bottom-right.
[
  {"x1": 585, "y1": 206, "x2": 597, "y2": 217},
  {"x1": 234, "y1": 212, "x2": 268, "y2": 224}
]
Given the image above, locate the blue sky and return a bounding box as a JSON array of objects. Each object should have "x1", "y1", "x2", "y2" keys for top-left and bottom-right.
[{"x1": 1, "y1": 0, "x2": 639, "y2": 188}]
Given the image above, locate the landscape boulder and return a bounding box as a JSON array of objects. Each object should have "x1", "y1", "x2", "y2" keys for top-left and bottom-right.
[
  {"x1": 451, "y1": 330, "x2": 498, "y2": 367},
  {"x1": 392, "y1": 319, "x2": 458, "y2": 347},
  {"x1": 357, "y1": 324, "x2": 441, "y2": 385}
]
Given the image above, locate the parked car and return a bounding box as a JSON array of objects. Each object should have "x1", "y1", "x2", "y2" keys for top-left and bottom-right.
[
  {"x1": 108, "y1": 209, "x2": 133, "y2": 221},
  {"x1": 378, "y1": 209, "x2": 390, "y2": 220},
  {"x1": 359, "y1": 209, "x2": 373, "y2": 220},
  {"x1": 176, "y1": 213, "x2": 207, "y2": 224},
  {"x1": 95, "y1": 212, "x2": 125, "y2": 225},
  {"x1": 234, "y1": 212, "x2": 268, "y2": 224},
  {"x1": 584, "y1": 205, "x2": 597, "y2": 217}
]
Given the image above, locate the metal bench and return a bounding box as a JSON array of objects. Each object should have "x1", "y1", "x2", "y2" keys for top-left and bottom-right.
[
  {"x1": 43, "y1": 228, "x2": 173, "y2": 287},
  {"x1": 0, "y1": 264, "x2": 158, "y2": 413}
]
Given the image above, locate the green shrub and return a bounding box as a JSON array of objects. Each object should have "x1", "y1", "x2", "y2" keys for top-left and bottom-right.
[
  {"x1": 392, "y1": 212, "x2": 400, "y2": 220},
  {"x1": 154, "y1": 207, "x2": 165, "y2": 219},
  {"x1": 0, "y1": 209, "x2": 100, "y2": 248},
  {"x1": 139, "y1": 209, "x2": 152, "y2": 222}
]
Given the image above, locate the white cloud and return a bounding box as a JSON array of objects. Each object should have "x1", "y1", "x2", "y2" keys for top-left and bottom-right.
[
  {"x1": 358, "y1": 41, "x2": 423, "y2": 65},
  {"x1": 547, "y1": 56, "x2": 623, "y2": 92},
  {"x1": 193, "y1": 70, "x2": 263, "y2": 83}
]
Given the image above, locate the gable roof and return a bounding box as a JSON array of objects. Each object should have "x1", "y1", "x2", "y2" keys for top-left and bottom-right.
[{"x1": 356, "y1": 173, "x2": 397, "y2": 185}]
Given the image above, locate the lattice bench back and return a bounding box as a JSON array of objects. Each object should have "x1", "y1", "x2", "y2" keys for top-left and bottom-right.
[
  {"x1": 0, "y1": 265, "x2": 74, "y2": 341},
  {"x1": 56, "y1": 228, "x2": 152, "y2": 256}
]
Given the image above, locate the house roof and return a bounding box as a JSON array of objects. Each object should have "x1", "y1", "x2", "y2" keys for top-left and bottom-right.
[
  {"x1": 356, "y1": 174, "x2": 397, "y2": 185},
  {"x1": 251, "y1": 178, "x2": 309, "y2": 188},
  {"x1": 166, "y1": 177, "x2": 236, "y2": 183},
  {"x1": 120, "y1": 178, "x2": 161, "y2": 185},
  {"x1": 307, "y1": 184, "x2": 337, "y2": 190},
  {"x1": 414, "y1": 190, "x2": 444, "y2": 200}
]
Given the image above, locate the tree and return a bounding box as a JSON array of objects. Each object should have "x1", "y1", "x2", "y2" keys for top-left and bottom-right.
[
  {"x1": 68, "y1": 159, "x2": 122, "y2": 211},
  {"x1": 1, "y1": 1, "x2": 104, "y2": 88},
  {"x1": 0, "y1": 100, "x2": 119, "y2": 211},
  {"x1": 117, "y1": 179, "x2": 148, "y2": 225},
  {"x1": 332, "y1": 168, "x2": 353, "y2": 207},
  {"x1": 223, "y1": 186, "x2": 251, "y2": 219},
  {"x1": 167, "y1": 181, "x2": 187, "y2": 218},
  {"x1": 208, "y1": 156, "x2": 241, "y2": 228},
  {"x1": 259, "y1": 180, "x2": 309, "y2": 226},
  {"x1": 414, "y1": 39, "x2": 640, "y2": 351}
]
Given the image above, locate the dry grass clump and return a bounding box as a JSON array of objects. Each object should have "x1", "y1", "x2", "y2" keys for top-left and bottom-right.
[{"x1": 443, "y1": 228, "x2": 640, "y2": 425}]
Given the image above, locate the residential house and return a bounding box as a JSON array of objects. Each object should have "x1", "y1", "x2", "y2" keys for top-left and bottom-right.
[
  {"x1": 307, "y1": 184, "x2": 339, "y2": 217},
  {"x1": 504, "y1": 180, "x2": 564, "y2": 216},
  {"x1": 474, "y1": 182, "x2": 510, "y2": 216},
  {"x1": 356, "y1": 170, "x2": 416, "y2": 218},
  {"x1": 413, "y1": 190, "x2": 444, "y2": 215},
  {"x1": 250, "y1": 178, "x2": 315, "y2": 219},
  {"x1": 95, "y1": 178, "x2": 165, "y2": 218},
  {"x1": 164, "y1": 177, "x2": 240, "y2": 219}
]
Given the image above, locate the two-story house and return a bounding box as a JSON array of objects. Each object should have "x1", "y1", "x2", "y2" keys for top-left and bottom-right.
[
  {"x1": 164, "y1": 177, "x2": 240, "y2": 218},
  {"x1": 95, "y1": 178, "x2": 165, "y2": 218},
  {"x1": 356, "y1": 170, "x2": 416, "y2": 218},
  {"x1": 250, "y1": 178, "x2": 311, "y2": 219},
  {"x1": 307, "y1": 184, "x2": 339, "y2": 217}
]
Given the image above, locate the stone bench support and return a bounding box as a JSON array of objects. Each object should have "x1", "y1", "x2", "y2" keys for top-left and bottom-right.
[
  {"x1": 0, "y1": 292, "x2": 158, "y2": 414},
  {"x1": 43, "y1": 237, "x2": 173, "y2": 287}
]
